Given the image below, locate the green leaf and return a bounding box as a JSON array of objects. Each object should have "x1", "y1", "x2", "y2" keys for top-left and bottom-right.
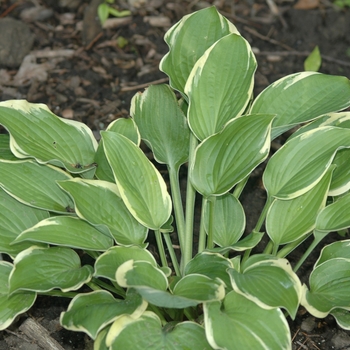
[
  {"x1": 301, "y1": 258, "x2": 350, "y2": 318},
  {"x1": 0, "y1": 160, "x2": 74, "y2": 213},
  {"x1": 131, "y1": 84, "x2": 190, "y2": 170},
  {"x1": 116, "y1": 259, "x2": 225, "y2": 308},
  {"x1": 129, "y1": 274, "x2": 225, "y2": 309},
  {"x1": 185, "y1": 33, "x2": 256, "y2": 141},
  {"x1": 97, "y1": 3, "x2": 109, "y2": 24},
  {"x1": 0, "y1": 261, "x2": 36, "y2": 330},
  {"x1": 58, "y1": 179, "x2": 148, "y2": 245},
  {"x1": 184, "y1": 252, "x2": 233, "y2": 289},
  {"x1": 60, "y1": 290, "x2": 147, "y2": 339},
  {"x1": 106, "y1": 312, "x2": 212, "y2": 350},
  {"x1": 95, "y1": 118, "x2": 140, "y2": 182},
  {"x1": 331, "y1": 309, "x2": 350, "y2": 330},
  {"x1": 0, "y1": 188, "x2": 49, "y2": 257},
  {"x1": 288, "y1": 112, "x2": 350, "y2": 195},
  {"x1": 102, "y1": 131, "x2": 172, "y2": 230},
  {"x1": 14, "y1": 216, "x2": 113, "y2": 251},
  {"x1": 9, "y1": 246, "x2": 93, "y2": 293},
  {"x1": 0, "y1": 134, "x2": 16, "y2": 160},
  {"x1": 159, "y1": 6, "x2": 239, "y2": 94},
  {"x1": 316, "y1": 193, "x2": 350, "y2": 233},
  {"x1": 116, "y1": 260, "x2": 168, "y2": 291},
  {"x1": 250, "y1": 72, "x2": 350, "y2": 139},
  {"x1": 314, "y1": 240, "x2": 350, "y2": 267},
  {"x1": 263, "y1": 126, "x2": 350, "y2": 199},
  {"x1": 266, "y1": 165, "x2": 333, "y2": 245},
  {"x1": 228, "y1": 256, "x2": 302, "y2": 319},
  {"x1": 207, "y1": 231, "x2": 264, "y2": 254},
  {"x1": 190, "y1": 114, "x2": 274, "y2": 197},
  {"x1": 94, "y1": 246, "x2": 157, "y2": 282},
  {"x1": 304, "y1": 46, "x2": 322, "y2": 72},
  {"x1": 204, "y1": 291, "x2": 291, "y2": 350},
  {"x1": 0, "y1": 100, "x2": 97, "y2": 174},
  {"x1": 204, "y1": 193, "x2": 245, "y2": 247}
]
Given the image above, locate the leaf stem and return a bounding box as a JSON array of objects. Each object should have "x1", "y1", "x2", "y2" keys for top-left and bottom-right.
[
  {"x1": 155, "y1": 229, "x2": 168, "y2": 268},
  {"x1": 206, "y1": 196, "x2": 216, "y2": 250},
  {"x1": 163, "y1": 233, "x2": 181, "y2": 276},
  {"x1": 292, "y1": 230, "x2": 328, "y2": 273},
  {"x1": 233, "y1": 174, "x2": 250, "y2": 199},
  {"x1": 168, "y1": 165, "x2": 185, "y2": 261},
  {"x1": 197, "y1": 198, "x2": 207, "y2": 253},
  {"x1": 182, "y1": 133, "x2": 198, "y2": 273}
]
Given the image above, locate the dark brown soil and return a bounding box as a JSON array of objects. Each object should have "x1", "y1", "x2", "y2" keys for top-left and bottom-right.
[{"x1": 0, "y1": 0, "x2": 350, "y2": 349}]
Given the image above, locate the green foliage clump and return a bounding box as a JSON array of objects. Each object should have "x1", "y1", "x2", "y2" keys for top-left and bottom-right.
[{"x1": 1, "y1": 6, "x2": 350, "y2": 350}]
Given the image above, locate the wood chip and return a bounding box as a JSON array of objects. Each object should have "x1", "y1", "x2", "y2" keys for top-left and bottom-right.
[{"x1": 19, "y1": 318, "x2": 65, "y2": 350}]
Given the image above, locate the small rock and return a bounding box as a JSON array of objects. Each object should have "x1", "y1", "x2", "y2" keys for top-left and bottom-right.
[
  {"x1": 0, "y1": 18, "x2": 35, "y2": 68},
  {"x1": 20, "y1": 6, "x2": 54, "y2": 22},
  {"x1": 300, "y1": 316, "x2": 316, "y2": 332},
  {"x1": 331, "y1": 330, "x2": 350, "y2": 349}
]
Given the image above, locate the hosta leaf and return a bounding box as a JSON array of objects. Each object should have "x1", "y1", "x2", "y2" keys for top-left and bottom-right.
[
  {"x1": 207, "y1": 231, "x2": 264, "y2": 254},
  {"x1": 263, "y1": 126, "x2": 350, "y2": 199},
  {"x1": 185, "y1": 33, "x2": 256, "y2": 141},
  {"x1": 117, "y1": 260, "x2": 225, "y2": 309},
  {"x1": 0, "y1": 134, "x2": 16, "y2": 160},
  {"x1": 184, "y1": 252, "x2": 233, "y2": 289},
  {"x1": 228, "y1": 256, "x2": 302, "y2": 318},
  {"x1": 9, "y1": 246, "x2": 93, "y2": 293},
  {"x1": 314, "y1": 240, "x2": 350, "y2": 267},
  {"x1": 304, "y1": 45, "x2": 321, "y2": 72},
  {"x1": 204, "y1": 291, "x2": 291, "y2": 350},
  {"x1": 14, "y1": 216, "x2": 113, "y2": 251},
  {"x1": 266, "y1": 165, "x2": 333, "y2": 245},
  {"x1": 190, "y1": 114, "x2": 274, "y2": 197},
  {"x1": 60, "y1": 290, "x2": 147, "y2": 339},
  {"x1": 289, "y1": 112, "x2": 350, "y2": 196},
  {"x1": 250, "y1": 72, "x2": 350, "y2": 139},
  {"x1": 0, "y1": 188, "x2": 48, "y2": 257},
  {"x1": 316, "y1": 193, "x2": 350, "y2": 233},
  {"x1": 0, "y1": 261, "x2": 36, "y2": 330},
  {"x1": 204, "y1": 193, "x2": 245, "y2": 247},
  {"x1": 131, "y1": 84, "x2": 190, "y2": 169},
  {"x1": 132, "y1": 274, "x2": 225, "y2": 309},
  {"x1": 301, "y1": 258, "x2": 350, "y2": 318},
  {"x1": 0, "y1": 100, "x2": 97, "y2": 174},
  {"x1": 106, "y1": 312, "x2": 212, "y2": 350},
  {"x1": 116, "y1": 260, "x2": 168, "y2": 291},
  {"x1": 331, "y1": 309, "x2": 350, "y2": 330},
  {"x1": 94, "y1": 246, "x2": 157, "y2": 282},
  {"x1": 159, "y1": 6, "x2": 239, "y2": 94},
  {"x1": 58, "y1": 179, "x2": 147, "y2": 245},
  {"x1": 0, "y1": 160, "x2": 74, "y2": 213},
  {"x1": 95, "y1": 118, "x2": 140, "y2": 182},
  {"x1": 102, "y1": 131, "x2": 172, "y2": 230}
]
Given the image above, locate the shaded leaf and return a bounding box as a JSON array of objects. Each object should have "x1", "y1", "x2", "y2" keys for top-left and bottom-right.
[
  {"x1": 0, "y1": 160, "x2": 73, "y2": 213},
  {"x1": 9, "y1": 246, "x2": 93, "y2": 293},
  {"x1": 204, "y1": 291, "x2": 291, "y2": 350},
  {"x1": 250, "y1": 72, "x2": 350, "y2": 139},
  {"x1": 0, "y1": 100, "x2": 97, "y2": 174}
]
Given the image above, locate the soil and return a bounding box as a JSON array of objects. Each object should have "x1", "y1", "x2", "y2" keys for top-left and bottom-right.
[{"x1": 0, "y1": 0, "x2": 350, "y2": 349}]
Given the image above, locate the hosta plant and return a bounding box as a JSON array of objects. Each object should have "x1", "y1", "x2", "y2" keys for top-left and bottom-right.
[{"x1": 1, "y1": 6, "x2": 350, "y2": 350}]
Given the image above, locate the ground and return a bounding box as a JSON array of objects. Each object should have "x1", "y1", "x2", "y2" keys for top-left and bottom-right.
[{"x1": 0, "y1": 0, "x2": 350, "y2": 349}]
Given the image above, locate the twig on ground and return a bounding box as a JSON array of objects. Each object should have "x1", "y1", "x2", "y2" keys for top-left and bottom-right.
[
  {"x1": 243, "y1": 26, "x2": 295, "y2": 51},
  {"x1": 120, "y1": 77, "x2": 169, "y2": 92},
  {"x1": 255, "y1": 50, "x2": 350, "y2": 67}
]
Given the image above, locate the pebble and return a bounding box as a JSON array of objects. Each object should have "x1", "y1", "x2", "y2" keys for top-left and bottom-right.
[{"x1": 0, "y1": 18, "x2": 35, "y2": 68}]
